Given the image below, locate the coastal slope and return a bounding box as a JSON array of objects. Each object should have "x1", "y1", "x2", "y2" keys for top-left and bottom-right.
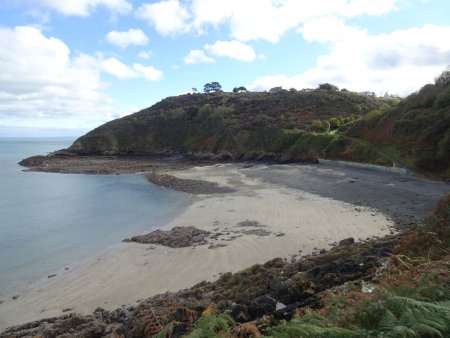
[
  {"x1": 53, "y1": 88, "x2": 392, "y2": 164},
  {"x1": 21, "y1": 73, "x2": 450, "y2": 178}
]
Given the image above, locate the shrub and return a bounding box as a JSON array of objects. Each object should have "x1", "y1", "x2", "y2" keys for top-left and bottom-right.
[
  {"x1": 188, "y1": 313, "x2": 235, "y2": 337},
  {"x1": 414, "y1": 156, "x2": 447, "y2": 173},
  {"x1": 266, "y1": 311, "x2": 359, "y2": 338}
]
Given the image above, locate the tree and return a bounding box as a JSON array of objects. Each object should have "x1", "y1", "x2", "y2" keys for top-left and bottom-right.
[
  {"x1": 310, "y1": 119, "x2": 330, "y2": 132},
  {"x1": 329, "y1": 117, "x2": 342, "y2": 129},
  {"x1": 233, "y1": 86, "x2": 247, "y2": 93},
  {"x1": 192, "y1": 87, "x2": 198, "y2": 93},
  {"x1": 204, "y1": 82, "x2": 222, "y2": 93},
  {"x1": 318, "y1": 83, "x2": 338, "y2": 91},
  {"x1": 435, "y1": 68, "x2": 450, "y2": 86}
]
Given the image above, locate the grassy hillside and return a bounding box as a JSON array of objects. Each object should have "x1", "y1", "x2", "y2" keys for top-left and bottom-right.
[
  {"x1": 343, "y1": 70, "x2": 450, "y2": 178},
  {"x1": 66, "y1": 88, "x2": 391, "y2": 163},
  {"x1": 62, "y1": 74, "x2": 450, "y2": 178}
]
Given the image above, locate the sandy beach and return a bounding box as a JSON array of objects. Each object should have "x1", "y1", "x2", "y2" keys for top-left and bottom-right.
[{"x1": 0, "y1": 163, "x2": 405, "y2": 330}]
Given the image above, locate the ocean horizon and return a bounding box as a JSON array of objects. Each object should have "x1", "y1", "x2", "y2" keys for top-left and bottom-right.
[{"x1": 0, "y1": 137, "x2": 190, "y2": 299}]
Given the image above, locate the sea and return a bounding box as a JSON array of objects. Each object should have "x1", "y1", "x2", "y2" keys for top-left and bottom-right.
[{"x1": 0, "y1": 137, "x2": 190, "y2": 298}]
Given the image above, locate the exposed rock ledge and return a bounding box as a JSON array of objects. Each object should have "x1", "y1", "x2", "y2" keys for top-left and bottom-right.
[
  {"x1": 145, "y1": 172, "x2": 234, "y2": 194},
  {"x1": 124, "y1": 226, "x2": 211, "y2": 248},
  {"x1": 18, "y1": 155, "x2": 195, "y2": 174}
]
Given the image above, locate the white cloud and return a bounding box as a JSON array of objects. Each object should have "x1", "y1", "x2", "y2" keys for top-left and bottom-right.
[
  {"x1": 101, "y1": 57, "x2": 137, "y2": 79},
  {"x1": 136, "y1": 0, "x2": 191, "y2": 36},
  {"x1": 184, "y1": 49, "x2": 215, "y2": 64},
  {"x1": 135, "y1": 0, "x2": 401, "y2": 42},
  {"x1": 138, "y1": 50, "x2": 153, "y2": 59},
  {"x1": 0, "y1": 26, "x2": 107, "y2": 121},
  {"x1": 339, "y1": 0, "x2": 399, "y2": 17},
  {"x1": 248, "y1": 24, "x2": 450, "y2": 96},
  {"x1": 106, "y1": 29, "x2": 149, "y2": 48},
  {"x1": 299, "y1": 16, "x2": 366, "y2": 43},
  {"x1": 0, "y1": 26, "x2": 162, "y2": 132},
  {"x1": 190, "y1": 0, "x2": 233, "y2": 29},
  {"x1": 204, "y1": 40, "x2": 256, "y2": 62},
  {"x1": 132, "y1": 64, "x2": 163, "y2": 81},
  {"x1": 99, "y1": 57, "x2": 163, "y2": 81},
  {"x1": 37, "y1": 0, "x2": 132, "y2": 16}
]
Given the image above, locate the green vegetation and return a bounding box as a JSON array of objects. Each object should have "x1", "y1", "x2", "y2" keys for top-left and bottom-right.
[
  {"x1": 266, "y1": 311, "x2": 359, "y2": 337},
  {"x1": 233, "y1": 86, "x2": 248, "y2": 93},
  {"x1": 189, "y1": 313, "x2": 235, "y2": 337},
  {"x1": 66, "y1": 72, "x2": 449, "y2": 178},
  {"x1": 318, "y1": 83, "x2": 339, "y2": 91},
  {"x1": 345, "y1": 70, "x2": 450, "y2": 178},
  {"x1": 67, "y1": 88, "x2": 390, "y2": 162},
  {"x1": 306, "y1": 280, "x2": 450, "y2": 338},
  {"x1": 204, "y1": 82, "x2": 223, "y2": 93}
]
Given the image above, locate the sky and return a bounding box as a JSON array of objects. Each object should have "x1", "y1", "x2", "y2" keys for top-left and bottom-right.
[{"x1": 0, "y1": 0, "x2": 449, "y2": 137}]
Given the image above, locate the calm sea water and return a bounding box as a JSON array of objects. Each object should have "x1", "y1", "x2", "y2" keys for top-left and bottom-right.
[{"x1": 0, "y1": 138, "x2": 190, "y2": 298}]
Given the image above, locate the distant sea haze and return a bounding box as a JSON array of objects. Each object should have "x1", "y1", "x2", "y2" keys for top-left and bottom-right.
[{"x1": 0, "y1": 138, "x2": 189, "y2": 298}]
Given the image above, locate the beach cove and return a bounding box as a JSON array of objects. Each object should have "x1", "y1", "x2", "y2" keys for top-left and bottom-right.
[{"x1": 1, "y1": 161, "x2": 448, "y2": 330}]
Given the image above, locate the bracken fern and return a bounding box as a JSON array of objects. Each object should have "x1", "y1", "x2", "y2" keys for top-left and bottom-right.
[{"x1": 187, "y1": 313, "x2": 235, "y2": 338}]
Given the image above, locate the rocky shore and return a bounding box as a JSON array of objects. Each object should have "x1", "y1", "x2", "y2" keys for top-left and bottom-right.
[
  {"x1": 124, "y1": 224, "x2": 276, "y2": 250},
  {"x1": 0, "y1": 233, "x2": 402, "y2": 337},
  {"x1": 18, "y1": 155, "x2": 196, "y2": 174},
  {"x1": 124, "y1": 226, "x2": 211, "y2": 248}
]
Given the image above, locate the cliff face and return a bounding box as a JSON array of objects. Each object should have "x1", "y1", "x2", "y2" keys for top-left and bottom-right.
[{"x1": 66, "y1": 89, "x2": 387, "y2": 162}]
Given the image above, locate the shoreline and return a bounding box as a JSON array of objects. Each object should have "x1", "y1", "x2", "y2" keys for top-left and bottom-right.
[
  {"x1": 1, "y1": 162, "x2": 448, "y2": 331},
  {"x1": 0, "y1": 163, "x2": 396, "y2": 330}
]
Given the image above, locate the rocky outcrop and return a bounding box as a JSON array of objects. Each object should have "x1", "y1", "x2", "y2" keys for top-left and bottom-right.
[
  {"x1": 145, "y1": 173, "x2": 234, "y2": 194},
  {"x1": 124, "y1": 226, "x2": 211, "y2": 248},
  {"x1": 18, "y1": 155, "x2": 194, "y2": 174}
]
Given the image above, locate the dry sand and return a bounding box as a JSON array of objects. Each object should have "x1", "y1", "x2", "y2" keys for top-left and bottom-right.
[{"x1": 0, "y1": 164, "x2": 394, "y2": 330}]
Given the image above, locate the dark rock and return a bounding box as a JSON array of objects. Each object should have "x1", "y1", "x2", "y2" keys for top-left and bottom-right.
[
  {"x1": 231, "y1": 304, "x2": 250, "y2": 323},
  {"x1": 248, "y1": 295, "x2": 277, "y2": 319},
  {"x1": 126, "y1": 226, "x2": 211, "y2": 248},
  {"x1": 241, "y1": 229, "x2": 271, "y2": 237},
  {"x1": 263, "y1": 257, "x2": 285, "y2": 269},
  {"x1": 338, "y1": 237, "x2": 355, "y2": 246},
  {"x1": 146, "y1": 172, "x2": 234, "y2": 194},
  {"x1": 236, "y1": 220, "x2": 266, "y2": 228},
  {"x1": 268, "y1": 276, "x2": 284, "y2": 291}
]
